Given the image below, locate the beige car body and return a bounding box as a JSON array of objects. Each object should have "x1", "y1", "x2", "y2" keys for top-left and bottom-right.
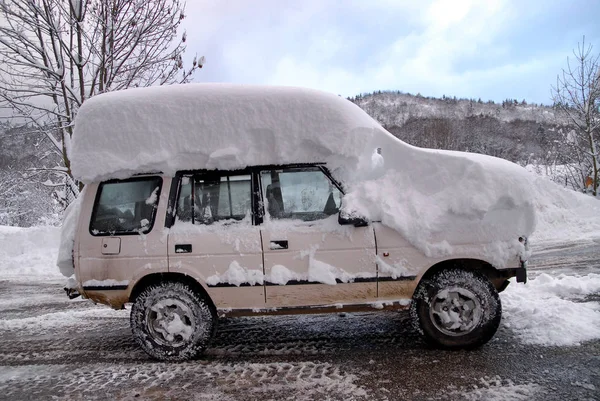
[{"x1": 73, "y1": 171, "x2": 524, "y2": 316}]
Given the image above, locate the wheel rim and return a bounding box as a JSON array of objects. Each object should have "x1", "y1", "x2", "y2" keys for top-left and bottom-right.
[
  {"x1": 146, "y1": 298, "x2": 195, "y2": 347},
  {"x1": 429, "y1": 286, "x2": 482, "y2": 336}
]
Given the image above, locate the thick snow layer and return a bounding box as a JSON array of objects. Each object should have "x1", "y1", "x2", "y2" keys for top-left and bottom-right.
[
  {"x1": 57, "y1": 187, "x2": 85, "y2": 277},
  {"x1": 501, "y1": 273, "x2": 600, "y2": 346},
  {"x1": 71, "y1": 84, "x2": 382, "y2": 183},
  {"x1": 71, "y1": 84, "x2": 536, "y2": 266},
  {"x1": 343, "y1": 139, "x2": 536, "y2": 266},
  {"x1": 0, "y1": 225, "x2": 63, "y2": 279}
]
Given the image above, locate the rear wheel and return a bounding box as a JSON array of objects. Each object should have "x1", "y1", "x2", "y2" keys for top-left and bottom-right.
[
  {"x1": 130, "y1": 281, "x2": 216, "y2": 361},
  {"x1": 411, "y1": 269, "x2": 501, "y2": 349}
]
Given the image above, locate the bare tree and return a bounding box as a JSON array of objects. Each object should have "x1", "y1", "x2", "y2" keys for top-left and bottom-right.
[
  {"x1": 552, "y1": 37, "x2": 600, "y2": 195},
  {"x1": 0, "y1": 0, "x2": 203, "y2": 200}
]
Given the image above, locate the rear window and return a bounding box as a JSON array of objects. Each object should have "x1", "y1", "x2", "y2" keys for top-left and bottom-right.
[{"x1": 90, "y1": 177, "x2": 162, "y2": 235}]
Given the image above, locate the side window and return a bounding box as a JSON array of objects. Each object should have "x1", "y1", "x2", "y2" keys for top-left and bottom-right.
[
  {"x1": 90, "y1": 177, "x2": 162, "y2": 235},
  {"x1": 260, "y1": 168, "x2": 341, "y2": 221},
  {"x1": 176, "y1": 174, "x2": 252, "y2": 225},
  {"x1": 177, "y1": 176, "x2": 193, "y2": 222}
]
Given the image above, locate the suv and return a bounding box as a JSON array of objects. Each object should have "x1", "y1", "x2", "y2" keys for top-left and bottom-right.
[{"x1": 59, "y1": 84, "x2": 532, "y2": 361}]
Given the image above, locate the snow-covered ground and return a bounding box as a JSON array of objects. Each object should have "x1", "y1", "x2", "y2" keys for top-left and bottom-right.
[
  {"x1": 1, "y1": 166, "x2": 600, "y2": 399},
  {"x1": 531, "y1": 177, "x2": 600, "y2": 244},
  {"x1": 502, "y1": 272, "x2": 600, "y2": 346},
  {"x1": 526, "y1": 167, "x2": 600, "y2": 248},
  {"x1": 1, "y1": 220, "x2": 600, "y2": 399}
]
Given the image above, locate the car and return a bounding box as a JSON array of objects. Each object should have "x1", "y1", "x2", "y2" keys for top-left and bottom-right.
[{"x1": 58, "y1": 84, "x2": 534, "y2": 361}]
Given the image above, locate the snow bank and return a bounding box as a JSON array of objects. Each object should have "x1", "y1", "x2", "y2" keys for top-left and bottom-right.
[
  {"x1": 501, "y1": 273, "x2": 600, "y2": 346},
  {"x1": 528, "y1": 177, "x2": 600, "y2": 245},
  {"x1": 0, "y1": 225, "x2": 63, "y2": 279},
  {"x1": 71, "y1": 84, "x2": 536, "y2": 266}
]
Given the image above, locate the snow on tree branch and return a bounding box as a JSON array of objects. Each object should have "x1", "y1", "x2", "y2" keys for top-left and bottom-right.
[
  {"x1": 0, "y1": 0, "x2": 203, "y2": 203},
  {"x1": 552, "y1": 37, "x2": 600, "y2": 195}
]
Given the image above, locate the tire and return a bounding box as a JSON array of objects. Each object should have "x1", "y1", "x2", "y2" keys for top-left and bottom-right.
[
  {"x1": 130, "y1": 281, "x2": 216, "y2": 361},
  {"x1": 410, "y1": 269, "x2": 501, "y2": 349}
]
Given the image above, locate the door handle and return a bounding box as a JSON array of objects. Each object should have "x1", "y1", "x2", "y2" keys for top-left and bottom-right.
[
  {"x1": 175, "y1": 244, "x2": 192, "y2": 253},
  {"x1": 270, "y1": 240, "x2": 288, "y2": 250}
]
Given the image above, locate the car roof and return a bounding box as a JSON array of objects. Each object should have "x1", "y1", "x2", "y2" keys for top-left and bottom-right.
[{"x1": 71, "y1": 84, "x2": 385, "y2": 184}]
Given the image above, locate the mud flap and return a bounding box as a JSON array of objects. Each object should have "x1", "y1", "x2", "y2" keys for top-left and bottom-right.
[{"x1": 516, "y1": 261, "x2": 527, "y2": 284}]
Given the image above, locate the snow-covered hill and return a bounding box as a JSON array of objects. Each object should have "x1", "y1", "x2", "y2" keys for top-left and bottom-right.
[
  {"x1": 351, "y1": 91, "x2": 572, "y2": 169},
  {"x1": 351, "y1": 91, "x2": 566, "y2": 127}
]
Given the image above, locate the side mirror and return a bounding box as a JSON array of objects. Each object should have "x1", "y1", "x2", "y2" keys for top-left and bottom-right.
[{"x1": 338, "y1": 211, "x2": 369, "y2": 227}]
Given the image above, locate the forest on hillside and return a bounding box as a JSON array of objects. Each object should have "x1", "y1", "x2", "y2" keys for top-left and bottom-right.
[
  {"x1": 0, "y1": 124, "x2": 62, "y2": 227},
  {"x1": 350, "y1": 91, "x2": 573, "y2": 173}
]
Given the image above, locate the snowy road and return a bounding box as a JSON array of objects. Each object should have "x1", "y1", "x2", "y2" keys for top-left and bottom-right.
[{"x1": 0, "y1": 243, "x2": 599, "y2": 400}]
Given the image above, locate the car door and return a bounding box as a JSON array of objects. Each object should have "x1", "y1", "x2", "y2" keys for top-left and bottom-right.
[
  {"x1": 372, "y1": 223, "x2": 421, "y2": 301},
  {"x1": 78, "y1": 176, "x2": 168, "y2": 297},
  {"x1": 259, "y1": 166, "x2": 377, "y2": 307},
  {"x1": 167, "y1": 172, "x2": 265, "y2": 309}
]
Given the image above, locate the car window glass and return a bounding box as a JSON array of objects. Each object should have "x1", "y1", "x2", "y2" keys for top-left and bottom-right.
[
  {"x1": 260, "y1": 168, "x2": 341, "y2": 221},
  {"x1": 90, "y1": 177, "x2": 161, "y2": 235},
  {"x1": 176, "y1": 176, "x2": 193, "y2": 222},
  {"x1": 177, "y1": 174, "x2": 252, "y2": 224}
]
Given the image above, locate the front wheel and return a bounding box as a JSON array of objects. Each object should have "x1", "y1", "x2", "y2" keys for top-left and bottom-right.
[
  {"x1": 411, "y1": 269, "x2": 501, "y2": 349},
  {"x1": 130, "y1": 281, "x2": 216, "y2": 361}
]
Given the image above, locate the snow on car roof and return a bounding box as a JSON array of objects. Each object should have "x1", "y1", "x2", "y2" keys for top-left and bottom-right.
[
  {"x1": 71, "y1": 83, "x2": 384, "y2": 183},
  {"x1": 70, "y1": 83, "x2": 537, "y2": 267}
]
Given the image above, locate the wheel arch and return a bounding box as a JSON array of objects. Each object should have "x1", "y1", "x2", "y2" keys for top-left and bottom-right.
[
  {"x1": 129, "y1": 272, "x2": 216, "y2": 311},
  {"x1": 417, "y1": 258, "x2": 511, "y2": 293}
]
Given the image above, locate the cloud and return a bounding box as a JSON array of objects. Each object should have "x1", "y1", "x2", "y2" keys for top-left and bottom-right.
[
  {"x1": 182, "y1": 0, "x2": 600, "y2": 103},
  {"x1": 267, "y1": 0, "x2": 514, "y2": 97}
]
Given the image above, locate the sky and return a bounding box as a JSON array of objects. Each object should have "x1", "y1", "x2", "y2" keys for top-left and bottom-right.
[{"x1": 182, "y1": 0, "x2": 600, "y2": 105}]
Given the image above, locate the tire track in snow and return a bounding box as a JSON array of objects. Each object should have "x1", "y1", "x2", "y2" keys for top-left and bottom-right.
[
  {"x1": 0, "y1": 310, "x2": 419, "y2": 364},
  {"x1": 0, "y1": 361, "x2": 370, "y2": 401}
]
